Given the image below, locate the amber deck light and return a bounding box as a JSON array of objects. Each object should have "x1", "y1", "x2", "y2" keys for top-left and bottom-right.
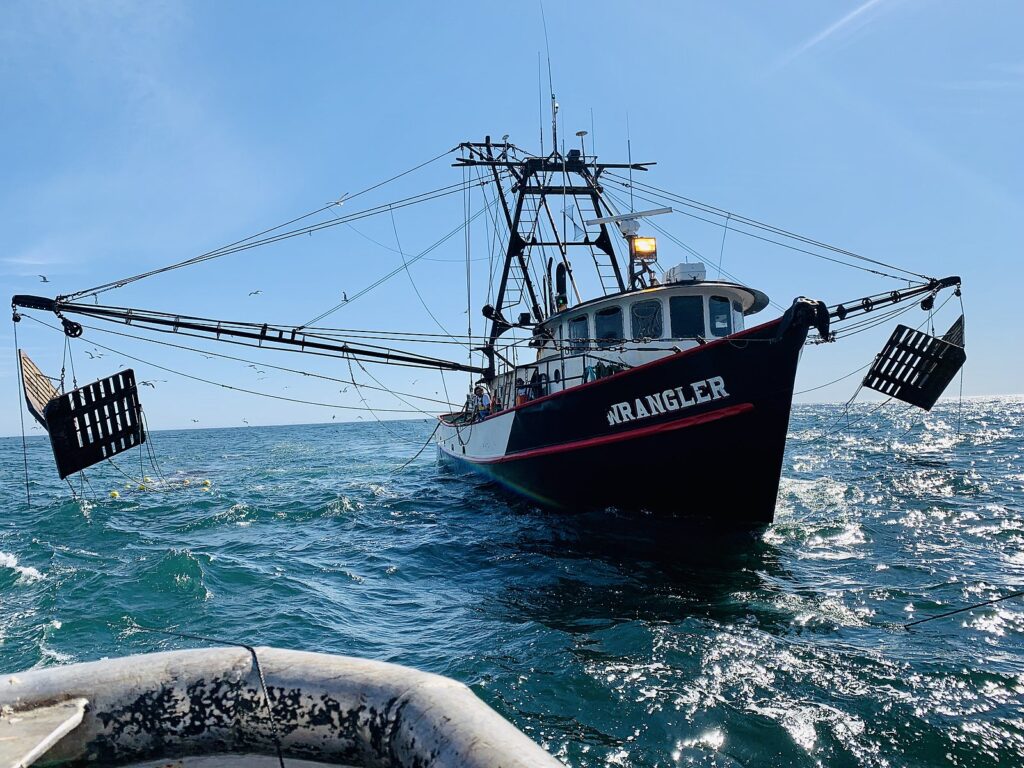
[{"x1": 630, "y1": 236, "x2": 658, "y2": 261}]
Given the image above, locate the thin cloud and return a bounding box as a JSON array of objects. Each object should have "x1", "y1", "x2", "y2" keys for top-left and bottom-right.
[
  {"x1": 938, "y1": 63, "x2": 1024, "y2": 91},
  {"x1": 772, "y1": 0, "x2": 889, "y2": 73}
]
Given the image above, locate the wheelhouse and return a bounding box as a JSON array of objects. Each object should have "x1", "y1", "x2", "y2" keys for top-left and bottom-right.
[{"x1": 478, "y1": 267, "x2": 771, "y2": 415}]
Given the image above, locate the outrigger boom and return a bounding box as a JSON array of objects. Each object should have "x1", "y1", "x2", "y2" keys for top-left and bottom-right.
[{"x1": 10, "y1": 295, "x2": 487, "y2": 374}]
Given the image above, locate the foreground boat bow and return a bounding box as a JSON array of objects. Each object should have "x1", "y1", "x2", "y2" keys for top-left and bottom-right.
[{"x1": 0, "y1": 647, "x2": 561, "y2": 768}]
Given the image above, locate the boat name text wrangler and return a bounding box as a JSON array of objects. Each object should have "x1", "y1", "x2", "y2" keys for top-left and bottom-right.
[{"x1": 606, "y1": 376, "x2": 730, "y2": 426}]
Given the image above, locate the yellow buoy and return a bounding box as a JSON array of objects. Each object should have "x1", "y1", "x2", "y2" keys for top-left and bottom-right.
[
  {"x1": 202, "y1": 479, "x2": 212, "y2": 487},
  {"x1": 201, "y1": 486, "x2": 210, "y2": 492},
  {"x1": 144, "y1": 476, "x2": 152, "y2": 483},
  {"x1": 138, "y1": 484, "x2": 146, "y2": 491},
  {"x1": 183, "y1": 479, "x2": 191, "y2": 486},
  {"x1": 110, "y1": 490, "x2": 120, "y2": 499}
]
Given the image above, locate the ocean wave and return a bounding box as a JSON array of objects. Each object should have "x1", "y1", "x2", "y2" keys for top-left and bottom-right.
[{"x1": 0, "y1": 551, "x2": 44, "y2": 583}]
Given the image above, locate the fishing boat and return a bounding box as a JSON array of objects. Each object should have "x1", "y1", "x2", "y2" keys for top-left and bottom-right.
[
  {"x1": 11, "y1": 120, "x2": 966, "y2": 526},
  {"x1": 0, "y1": 646, "x2": 562, "y2": 767}
]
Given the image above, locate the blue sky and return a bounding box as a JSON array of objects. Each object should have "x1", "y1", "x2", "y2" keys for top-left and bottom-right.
[{"x1": 2, "y1": 0, "x2": 1021, "y2": 435}]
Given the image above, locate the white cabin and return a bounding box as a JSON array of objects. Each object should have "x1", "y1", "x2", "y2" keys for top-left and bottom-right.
[{"x1": 485, "y1": 265, "x2": 770, "y2": 411}]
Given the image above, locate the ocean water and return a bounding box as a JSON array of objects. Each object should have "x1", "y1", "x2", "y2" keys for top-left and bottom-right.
[{"x1": 1, "y1": 397, "x2": 1022, "y2": 767}]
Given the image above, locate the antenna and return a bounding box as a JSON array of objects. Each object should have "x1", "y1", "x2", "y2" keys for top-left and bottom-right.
[
  {"x1": 575, "y1": 130, "x2": 587, "y2": 157},
  {"x1": 590, "y1": 107, "x2": 596, "y2": 156},
  {"x1": 537, "y1": 53, "x2": 544, "y2": 156},
  {"x1": 539, "y1": 0, "x2": 557, "y2": 154},
  {"x1": 626, "y1": 112, "x2": 635, "y2": 213}
]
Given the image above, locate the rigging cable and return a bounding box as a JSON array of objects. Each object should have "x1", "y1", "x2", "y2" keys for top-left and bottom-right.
[
  {"x1": 603, "y1": 176, "x2": 920, "y2": 283},
  {"x1": 67, "y1": 169, "x2": 472, "y2": 301},
  {"x1": 717, "y1": 214, "x2": 731, "y2": 280},
  {"x1": 12, "y1": 316, "x2": 32, "y2": 506},
  {"x1": 351, "y1": 356, "x2": 439, "y2": 419},
  {"x1": 388, "y1": 204, "x2": 469, "y2": 350},
  {"x1": 299, "y1": 189, "x2": 500, "y2": 328},
  {"x1": 464, "y1": 162, "x2": 473, "y2": 373},
  {"x1": 345, "y1": 358, "x2": 427, "y2": 445},
  {"x1": 602, "y1": 186, "x2": 787, "y2": 311},
  {"x1": 605, "y1": 172, "x2": 933, "y2": 282}
]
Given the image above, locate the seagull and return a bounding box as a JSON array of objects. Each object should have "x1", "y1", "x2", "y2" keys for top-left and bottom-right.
[
  {"x1": 38, "y1": 275, "x2": 49, "y2": 283},
  {"x1": 242, "y1": 419, "x2": 249, "y2": 425},
  {"x1": 340, "y1": 386, "x2": 349, "y2": 393},
  {"x1": 84, "y1": 350, "x2": 104, "y2": 359},
  {"x1": 200, "y1": 354, "x2": 214, "y2": 360},
  {"x1": 331, "y1": 415, "x2": 336, "y2": 420},
  {"x1": 191, "y1": 418, "x2": 199, "y2": 423},
  {"x1": 341, "y1": 291, "x2": 348, "y2": 302},
  {"x1": 139, "y1": 381, "x2": 157, "y2": 388},
  {"x1": 248, "y1": 290, "x2": 262, "y2": 296}
]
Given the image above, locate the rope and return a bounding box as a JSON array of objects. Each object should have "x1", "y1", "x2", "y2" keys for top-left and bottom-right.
[
  {"x1": 12, "y1": 317, "x2": 31, "y2": 506},
  {"x1": 141, "y1": 410, "x2": 169, "y2": 485},
  {"x1": 904, "y1": 591, "x2": 1024, "y2": 629},
  {"x1": 793, "y1": 361, "x2": 872, "y2": 396},
  {"x1": 956, "y1": 291, "x2": 966, "y2": 438},
  {"x1": 132, "y1": 625, "x2": 286, "y2": 768},
  {"x1": 391, "y1": 421, "x2": 441, "y2": 475}
]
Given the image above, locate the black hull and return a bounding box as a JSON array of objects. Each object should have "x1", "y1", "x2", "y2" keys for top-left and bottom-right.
[{"x1": 439, "y1": 311, "x2": 814, "y2": 525}]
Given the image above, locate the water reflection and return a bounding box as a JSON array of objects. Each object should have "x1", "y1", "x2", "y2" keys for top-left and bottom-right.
[{"x1": 497, "y1": 507, "x2": 791, "y2": 632}]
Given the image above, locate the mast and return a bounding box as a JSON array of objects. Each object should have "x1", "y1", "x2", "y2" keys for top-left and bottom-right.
[{"x1": 454, "y1": 140, "x2": 651, "y2": 378}]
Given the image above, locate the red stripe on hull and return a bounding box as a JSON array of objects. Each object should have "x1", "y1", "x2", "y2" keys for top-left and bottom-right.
[{"x1": 453, "y1": 402, "x2": 754, "y2": 465}]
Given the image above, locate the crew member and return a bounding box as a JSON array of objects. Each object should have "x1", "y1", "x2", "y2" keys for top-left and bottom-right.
[{"x1": 472, "y1": 384, "x2": 491, "y2": 421}]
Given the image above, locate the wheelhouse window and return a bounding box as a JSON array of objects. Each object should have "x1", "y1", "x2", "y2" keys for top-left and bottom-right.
[
  {"x1": 732, "y1": 299, "x2": 745, "y2": 332},
  {"x1": 709, "y1": 295, "x2": 733, "y2": 337},
  {"x1": 630, "y1": 299, "x2": 663, "y2": 340},
  {"x1": 568, "y1": 315, "x2": 589, "y2": 351},
  {"x1": 594, "y1": 307, "x2": 624, "y2": 349},
  {"x1": 669, "y1": 295, "x2": 704, "y2": 338}
]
